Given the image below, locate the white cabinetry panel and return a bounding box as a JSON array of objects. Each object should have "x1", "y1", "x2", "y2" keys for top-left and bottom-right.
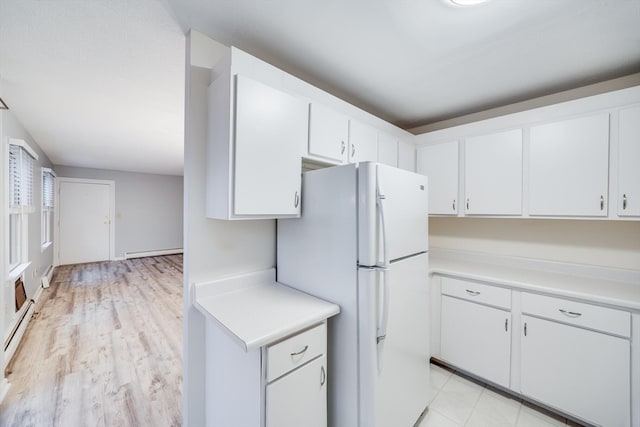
[
  {"x1": 398, "y1": 140, "x2": 416, "y2": 172},
  {"x1": 618, "y1": 106, "x2": 640, "y2": 217},
  {"x1": 417, "y1": 141, "x2": 459, "y2": 215},
  {"x1": 308, "y1": 102, "x2": 349, "y2": 164},
  {"x1": 266, "y1": 355, "x2": 327, "y2": 427},
  {"x1": 441, "y1": 295, "x2": 511, "y2": 388},
  {"x1": 234, "y1": 75, "x2": 306, "y2": 216},
  {"x1": 521, "y1": 314, "x2": 630, "y2": 427},
  {"x1": 378, "y1": 132, "x2": 398, "y2": 167},
  {"x1": 529, "y1": 114, "x2": 610, "y2": 217},
  {"x1": 465, "y1": 129, "x2": 522, "y2": 215},
  {"x1": 348, "y1": 120, "x2": 378, "y2": 163}
]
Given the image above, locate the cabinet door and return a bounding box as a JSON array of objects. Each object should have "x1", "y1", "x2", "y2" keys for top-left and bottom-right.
[
  {"x1": 529, "y1": 114, "x2": 610, "y2": 217},
  {"x1": 348, "y1": 120, "x2": 378, "y2": 163},
  {"x1": 308, "y1": 103, "x2": 348, "y2": 164},
  {"x1": 266, "y1": 356, "x2": 327, "y2": 427},
  {"x1": 378, "y1": 132, "x2": 398, "y2": 167},
  {"x1": 618, "y1": 106, "x2": 640, "y2": 217},
  {"x1": 465, "y1": 129, "x2": 522, "y2": 215},
  {"x1": 417, "y1": 141, "x2": 459, "y2": 215},
  {"x1": 440, "y1": 296, "x2": 511, "y2": 388},
  {"x1": 234, "y1": 74, "x2": 307, "y2": 216},
  {"x1": 398, "y1": 140, "x2": 416, "y2": 172},
  {"x1": 521, "y1": 315, "x2": 630, "y2": 427}
]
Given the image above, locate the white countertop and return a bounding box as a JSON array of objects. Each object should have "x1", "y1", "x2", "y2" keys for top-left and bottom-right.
[
  {"x1": 194, "y1": 269, "x2": 340, "y2": 351},
  {"x1": 430, "y1": 251, "x2": 640, "y2": 312}
]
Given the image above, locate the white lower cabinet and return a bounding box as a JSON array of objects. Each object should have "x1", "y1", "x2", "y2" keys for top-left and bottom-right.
[
  {"x1": 266, "y1": 355, "x2": 327, "y2": 427},
  {"x1": 520, "y1": 292, "x2": 631, "y2": 427},
  {"x1": 441, "y1": 295, "x2": 511, "y2": 388},
  {"x1": 436, "y1": 274, "x2": 634, "y2": 427}
]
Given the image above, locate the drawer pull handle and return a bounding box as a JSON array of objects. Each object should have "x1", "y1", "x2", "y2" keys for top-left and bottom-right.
[
  {"x1": 290, "y1": 345, "x2": 309, "y2": 357},
  {"x1": 623, "y1": 194, "x2": 627, "y2": 210},
  {"x1": 524, "y1": 322, "x2": 527, "y2": 336},
  {"x1": 320, "y1": 366, "x2": 326, "y2": 386},
  {"x1": 341, "y1": 140, "x2": 346, "y2": 155},
  {"x1": 505, "y1": 318, "x2": 508, "y2": 332},
  {"x1": 559, "y1": 309, "x2": 582, "y2": 318},
  {"x1": 600, "y1": 195, "x2": 604, "y2": 211},
  {"x1": 452, "y1": 199, "x2": 456, "y2": 211},
  {"x1": 465, "y1": 289, "x2": 480, "y2": 296}
]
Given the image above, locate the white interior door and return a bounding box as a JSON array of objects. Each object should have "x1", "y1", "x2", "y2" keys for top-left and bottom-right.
[{"x1": 58, "y1": 180, "x2": 112, "y2": 265}]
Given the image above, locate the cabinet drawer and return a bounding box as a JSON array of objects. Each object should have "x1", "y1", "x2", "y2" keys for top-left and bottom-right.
[
  {"x1": 441, "y1": 277, "x2": 511, "y2": 309},
  {"x1": 521, "y1": 293, "x2": 630, "y2": 337},
  {"x1": 267, "y1": 323, "x2": 326, "y2": 382}
]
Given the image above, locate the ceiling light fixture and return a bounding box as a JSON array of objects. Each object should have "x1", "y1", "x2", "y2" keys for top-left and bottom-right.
[{"x1": 449, "y1": 0, "x2": 490, "y2": 6}]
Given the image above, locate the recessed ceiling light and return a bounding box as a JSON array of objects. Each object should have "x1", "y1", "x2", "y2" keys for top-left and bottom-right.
[{"x1": 449, "y1": 0, "x2": 490, "y2": 6}]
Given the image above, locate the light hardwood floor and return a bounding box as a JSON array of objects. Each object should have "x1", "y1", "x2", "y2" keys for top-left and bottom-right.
[{"x1": 0, "y1": 255, "x2": 183, "y2": 427}]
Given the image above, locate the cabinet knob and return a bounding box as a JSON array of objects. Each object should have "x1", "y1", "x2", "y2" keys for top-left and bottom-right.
[
  {"x1": 294, "y1": 191, "x2": 300, "y2": 208},
  {"x1": 600, "y1": 195, "x2": 604, "y2": 211},
  {"x1": 623, "y1": 194, "x2": 627, "y2": 210},
  {"x1": 320, "y1": 366, "x2": 326, "y2": 386},
  {"x1": 341, "y1": 141, "x2": 345, "y2": 155}
]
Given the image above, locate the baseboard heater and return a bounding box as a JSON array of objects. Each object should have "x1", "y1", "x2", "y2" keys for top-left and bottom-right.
[
  {"x1": 3, "y1": 299, "x2": 35, "y2": 367},
  {"x1": 124, "y1": 248, "x2": 183, "y2": 260}
]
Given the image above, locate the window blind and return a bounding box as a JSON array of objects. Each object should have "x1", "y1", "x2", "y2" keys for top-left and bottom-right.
[
  {"x1": 43, "y1": 170, "x2": 55, "y2": 208},
  {"x1": 9, "y1": 144, "x2": 35, "y2": 208}
]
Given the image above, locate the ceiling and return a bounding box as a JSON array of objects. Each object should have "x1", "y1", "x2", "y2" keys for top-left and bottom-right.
[{"x1": 1, "y1": 0, "x2": 639, "y2": 176}]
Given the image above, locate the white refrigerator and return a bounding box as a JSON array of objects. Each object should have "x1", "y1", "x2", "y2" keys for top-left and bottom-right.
[{"x1": 277, "y1": 162, "x2": 430, "y2": 427}]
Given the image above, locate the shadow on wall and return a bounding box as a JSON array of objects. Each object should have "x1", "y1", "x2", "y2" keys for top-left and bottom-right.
[{"x1": 429, "y1": 217, "x2": 640, "y2": 270}]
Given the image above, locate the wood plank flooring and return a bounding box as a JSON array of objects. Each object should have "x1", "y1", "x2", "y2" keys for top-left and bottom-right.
[{"x1": 0, "y1": 255, "x2": 183, "y2": 427}]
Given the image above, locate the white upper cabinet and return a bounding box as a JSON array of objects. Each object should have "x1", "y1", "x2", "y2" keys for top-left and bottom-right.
[
  {"x1": 308, "y1": 102, "x2": 349, "y2": 164},
  {"x1": 377, "y1": 132, "x2": 398, "y2": 167},
  {"x1": 207, "y1": 73, "x2": 307, "y2": 219},
  {"x1": 398, "y1": 140, "x2": 416, "y2": 172},
  {"x1": 417, "y1": 141, "x2": 459, "y2": 215},
  {"x1": 348, "y1": 120, "x2": 378, "y2": 163},
  {"x1": 465, "y1": 129, "x2": 522, "y2": 215},
  {"x1": 529, "y1": 113, "x2": 610, "y2": 217},
  {"x1": 617, "y1": 106, "x2": 640, "y2": 217}
]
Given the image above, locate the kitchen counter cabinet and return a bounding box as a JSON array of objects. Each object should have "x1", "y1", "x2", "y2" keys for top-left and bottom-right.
[
  {"x1": 195, "y1": 269, "x2": 339, "y2": 427},
  {"x1": 417, "y1": 140, "x2": 459, "y2": 215},
  {"x1": 464, "y1": 129, "x2": 522, "y2": 215},
  {"x1": 529, "y1": 113, "x2": 610, "y2": 217},
  {"x1": 308, "y1": 102, "x2": 349, "y2": 165},
  {"x1": 618, "y1": 105, "x2": 640, "y2": 217},
  {"x1": 430, "y1": 250, "x2": 640, "y2": 427},
  {"x1": 348, "y1": 120, "x2": 378, "y2": 163}
]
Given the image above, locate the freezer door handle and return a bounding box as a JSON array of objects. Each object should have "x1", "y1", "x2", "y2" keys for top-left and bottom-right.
[
  {"x1": 376, "y1": 268, "x2": 389, "y2": 372},
  {"x1": 376, "y1": 168, "x2": 389, "y2": 269}
]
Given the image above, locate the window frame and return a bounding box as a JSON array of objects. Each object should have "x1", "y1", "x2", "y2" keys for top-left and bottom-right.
[
  {"x1": 41, "y1": 168, "x2": 56, "y2": 250},
  {"x1": 6, "y1": 138, "x2": 38, "y2": 276}
]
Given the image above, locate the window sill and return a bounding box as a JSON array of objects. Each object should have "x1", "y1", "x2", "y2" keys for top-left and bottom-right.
[
  {"x1": 8, "y1": 262, "x2": 31, "y2": 282},
  {"x1": 41, "y1": 242, "x2": 53, "y2": 252}
]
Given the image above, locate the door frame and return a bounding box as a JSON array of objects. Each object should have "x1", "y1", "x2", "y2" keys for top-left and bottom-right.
[{"x1": 54, "y1": 177, "x2": 116, "y2": 266}]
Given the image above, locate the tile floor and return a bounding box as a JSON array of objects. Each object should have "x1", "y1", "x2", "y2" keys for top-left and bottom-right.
[{"x1": 418, "y1": 363, "x2": 585, "y2": 427}]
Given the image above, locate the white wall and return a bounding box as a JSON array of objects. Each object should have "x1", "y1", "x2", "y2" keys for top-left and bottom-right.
[
  {"x1": 183, "y1": 31, "x2": 276, "y2": 426},
  {"x1": 1, "y1": 108, "x2": 54, "y2": 396},
  {"x1": 430, "y1": 217, "x2": 640, "y2": 270},
  {"x1": 53, "y1": 166, "x2": 183, "y2": 259}
]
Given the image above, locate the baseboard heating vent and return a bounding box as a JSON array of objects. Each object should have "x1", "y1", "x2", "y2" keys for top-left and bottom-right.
[
  {"x1": 41, "y1": 265, "x2": 54, "y2": 289},
  {"x1": 124, "y1": 248, "x2": 183, "y2": 260}
]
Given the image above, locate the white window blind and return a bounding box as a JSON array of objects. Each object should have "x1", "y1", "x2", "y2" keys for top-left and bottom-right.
[
  {"x1": 9, "y1": 144, "x2": 35, "y2": 208},
  {"x1": 43, "y1": 170, "x2": 55, "y2": 208}
]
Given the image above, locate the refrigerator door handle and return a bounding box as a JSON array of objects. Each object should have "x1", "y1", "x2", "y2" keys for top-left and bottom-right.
[
  {"x1": 376, "y1": 170, "x2": 389, "y2": 269},
  {"x1": 376, "y1": 267, "x2": 389, "y2": 373}
]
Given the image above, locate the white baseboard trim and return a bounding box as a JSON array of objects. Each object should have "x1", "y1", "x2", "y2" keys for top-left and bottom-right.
[
  {"x1": 124, "y1": 248, "x2": 184, "y2": 259},
  {"x1": 41, "y1": 265, "x2": 55, "y2": 288}
]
